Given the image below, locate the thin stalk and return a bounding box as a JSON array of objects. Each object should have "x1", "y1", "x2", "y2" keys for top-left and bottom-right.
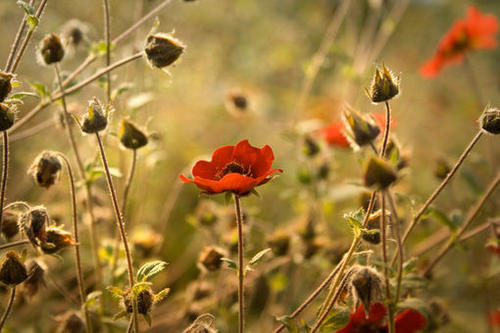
[
  {"x1": 95, "y1": 133, "x2": 139, "y2": 333},
  {"x1": 0, "y1": 131, "x2": 9, "y2": 235},
  {"x1": 380, "y1": 101, "x2": 391, "y2": 156},
  {"x1": 422, "y1": 172, "x2": 500, "y2": 278},
  {"x1": 103, "y1": 0, "x2": 112, "y2": 103},
  {"x1": 4, "y1": 0, "x2": 35, "y2": 72},
  {"x1": 385, "y1": 191, "x2": 404, "y2": 305},
  {"x1": 463, "y1": 57, "x2": 484, "y2": 107},
  {"x1": 3, "y1": 201, "x2": 30, "y2": 211},
  {"x1": 0, "y1": 287, "x2": 16, "y2": 331},
  {"x1": 397, "y1": 130, "x2": 484, "y2": 261},
  {"x1": 0, "y1": 239, "x2": 30, "y2": 250},
  {"x1": 10, "y1": 0, "x2": 48, "y2": 73},
  {"x1": 233, "y1": 194, "x2": 245, "y2": 333},
  {"x1": 55, "y1": 152, "x2": 92, "y2": 333},
  {"x1": 381, "y1": 193, "x2": 395, "y2": 333}
]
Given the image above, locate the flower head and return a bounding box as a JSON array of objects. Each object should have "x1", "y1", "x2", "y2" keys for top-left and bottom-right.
[
  {"x1": 38, "y1": 33, "x2": 65, "y2": 65},
  {"x1": 180, "y1": 139, "x2": 282, "y2": 195},
  {"x1": 145, "y1": 33, "x2": 185, "y2": 69},
  {"x1": 28, "y1": 151, "x2": 63, "y2": 188},
  {"x1": 367, "y1": 64, "x2": 400, "y2": 103},
  {"x1": 81, "y1": 98, "x2": 108, "y2": 133},
  {"x1": 420, "y1": 6, "x2": 498, "y2": 78},
  {"x1": 119, "y1": 118, "x2": 148, "y2": 149}
]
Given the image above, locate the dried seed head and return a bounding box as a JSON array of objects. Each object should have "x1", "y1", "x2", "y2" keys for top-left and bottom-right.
[
  {"x1": 132, "y1": 228, "x2": 162, "y2": 257},
  {"x1": 145, "y1": 33, "x2": 185, "y2": 69},
  {"x1": 62, "y1": 19, "x2": 89, "y2": 48},
  {"x1": 23, "y1": 259, "x2": 46, "y2": 298},
  {"x1": 367, "y1": 64, "x2": 400, "y2": 103},
  {"x1": 302, "y1": 135, "x2": 320, "y2": 157},
  {"x1": 198, "y1": 246, "x2": 226, "y2": 271},
  {"x1": 22, "y1": 206, "x2": 49, "y2": 247},
  {"x1": 55, "y1": 311, "x2": 85, "y2": 333},
  {"x1": 0, "y1": 103, "x2": 16, "y2": 131},
  {"x1": 267, "y1": 231, "x2": 291, "y2": 256},
  {"x1": 363, "y1": 156, "x2": 397, "y2": 189},
  {"x1": 349, "y1": 265, "x2": 384, "y2": 313},
  {"x1": 40, "y1": 225, "x2": 74, "y2": 254},
  {"x1": 1, "y1": 210, "x2": 20, "y2": 239},
  {"x1": 38, "y1": 33, "x2": 65, "y2": 65},
  {"x1": 0, "y1": 251, "x2": 27, "y2": 286},
  {"x1": 119, "y1": 119, "x2": 148, "y2": 150},
  {"x1": 0, "y1": 72, "x2": 13, "y2": 103},
  {"x1": 28, "y1": 151, "x2": 63, "y2": 188},
  {"x1": 81, "y1": 98, "x2": 108, "y2": 133},
  {"x1": 479, "y1": 106, "x2": 500, "y2": 135},
  {"x1": 342, "y1": 107, "x2": 380, "y2": 148}
]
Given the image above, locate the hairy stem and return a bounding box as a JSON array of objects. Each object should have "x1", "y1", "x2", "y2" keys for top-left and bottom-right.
[
  {"x1": 385, "y1": 191, "x2": 404, "y2": 307},
  {"x1": 381, "y1": 193, "x2": 395, "y2": 333},
  {"x1": 380, "y1": 101, "x2": 391, "y2": 156},
  {"x1": 0, "y1": 287, "x2": 16, "y2": 331},
  {"x1": 4, "y1": 0, "x2": 35, "y2": 72},
  {"x1": 233, "y1": 194, "x2": 245, "y2": 333},
  {"x1": 0, "y1": 239, "x2": 30, "y2": 250},
  {"x1": 0, "y1": 131, "x2": 8, "y2": 236},
  {"x1": 95, "y1": 133, "x2": 139, "y2": 333},
  {"x1": 103, "y1": 0, "x2": 112, "y2": 103}
]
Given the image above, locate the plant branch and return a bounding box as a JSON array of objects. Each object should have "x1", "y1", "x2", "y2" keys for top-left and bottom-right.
[
  {"x1": 233, "y1": 194, "x2": 245, "y2": 333},
  {"x1": 103, "y1": 0, "x2": 112, "y2": 103},
  {"x1": 4, "y1": 0, "x2": 35, "y2": 72},
  {"x1": 0, "y1": 287, "x2": 16, "y2": 331},
  {"x1": 0, "y1": 132, "x2": 9, "y2": 237},
  {"x1": 0, "y1": 239, "x2": 30, "y2": 250}
]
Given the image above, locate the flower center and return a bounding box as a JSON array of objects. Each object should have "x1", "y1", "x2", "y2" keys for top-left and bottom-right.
[{"x1": 216, "y1": 162, "x2": 252, "y2": 179}]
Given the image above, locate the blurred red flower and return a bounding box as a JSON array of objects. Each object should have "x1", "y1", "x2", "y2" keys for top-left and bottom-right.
[
  {"x1": 336, "y1": 303, "x2": 426, "y2": 333},
  {"x1": 321, "y1": 113, "x2": 395, "y2": 148},
  {"x1": 180, "y1": 139, "x2": 282, "y2": 195},
  {"x1": 489, "y1": 309, "x2": 500, "y2": 327},
  {"x1": 420, "y1": 6, "x2": 498, "y2": 78}
]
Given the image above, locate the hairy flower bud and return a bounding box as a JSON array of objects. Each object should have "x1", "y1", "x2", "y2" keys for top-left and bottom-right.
[
  {"x1": 38, "y1": 33, "x2": 65, "y2": 65},
  {"x1": 119, "y1": 119, "x2": 148, "y2": 150},
  {"x1": 367, "y1": 64, "x2": 400, "y2": 103},
  {"x1": 343, "y1": 107, "x2": 380, "y2": 148},
  {"x1": 0, "y1": 103, "x2": 15, "y2": 131},
  {"x1": 28, "y1": 151, "x2": 63, "y2": 188},
  {"x1": 479, "y1": 106, "x2": 500, "y2": 135},
  {"x1": 22, "y1": 206, "x2": 49, "y2": 247},
  {"x1": 0, "y1": 251, "x2": 27, "y2": 286},
  {"x1": 434, "y1": 158, "x2": 451, "y2": 180},
  {"x1": 0, "y1": 72, "x2": 13, "y2": 103},
  {"x1": 55, "y1": 311, "x2": 85, "y2": 333},
  {"x1": 267, "y1": 231, "x2": 291, "y2": 256},
  {"x1": 363, "y1": 157, "x2": 397, "y2": 189},
  {"x1": 40, "y1": 225, "x2": 74, "y2": 254},
  {"x1": 361, "y1": 211, "x2": 382, "y2": 245},
  {"x1": 1, "y1": 210, "x2": 19, "y2": 239},
  {"x1": 349, "y1": 265, "x2": 384, "y2": 313},
  {"x1": 81, "y1": 98, "x2": 108, "y2": 133},
  {"x1": 23, "y1": 259, "x2": 46, "y2": 298},
  {"x1": 198, "y1": 246, "x2": 226, "y2": 271},
  {"x1": 145, "y1": 33, "x2": 185, "y2": 69},
  {"x1": 62, "y1": 19, "x2": 89, "y2": 49},
  {"x1": 124, "y1": 288, "x2": 154, "y2": 315}
]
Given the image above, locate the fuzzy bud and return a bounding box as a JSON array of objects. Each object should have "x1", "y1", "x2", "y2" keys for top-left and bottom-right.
[
  {"x1": 62, "y1": 19, "x2": 89, "y2": 48},
  {"x1": 363, "y1": 157, "x2": 397, "y2": 189},
  {"x1": 343, "y1": 107, "x2": 380, "y2": 148},
  {"x1": 0, "y1": 72, "x2": 13, "y2": 103},
  {"x1": 302, "y1": 135, "x2": 320, "y2": 157},
  {"x1": 361, "y1": 211, "x2": 382, "y2": 245},
  {"x1": 0, "y1": 251, "x2": 27, "y2": 286},
  {"x1": 55, "y1": 311, "x2": 85, "y2": 333},
  {"x1": 1, "y1": 210, "x2": 20, "y2": 239},
  {"x1": 125, "y1": 289, "x2": 154, "y2": 314},
  {"x1": 349, "y1": 265, "x2": 384, "y2": 313},
  {"x1": 0, "y1": 103, "x2": 15, "y2": 131},
  {"x1": 23, "y1": 259, "x2": 46, "y2": 298},
  {"x1": 367, "y1": 64, "x2": 399, "y2": 103},
  {"x1": 22, "y1": 206, "x2": 49, "y2": 247},
  {"x1": 198, "y1": 246, "x2": 226, "y2": 271},
  {"x1": 145, "y1": 33, "x2": 185, "y2": 69},
  {"x1": 38, "y1": 34, "x2": 65, "y2": 65},
  {"x1": 119, "y1": 119, "x2": 148, "y2": 150},
  {"x1": 225, "y1": 90, "x2": 249, "y2": 116},
  {"x1": 81, "y1": 98, "x2": 108, "y2": 133},
  {"x1": 479, "y1": 106, "x2": 500, "y2": 135},
  {"x1": 40, "y1": 225, "x2": 74, "y2": 254},
  {"x1": 267, "y1": 231, "x2": 291, "y2": 256},
  {"x1": 28, "y1": 151, "x2": 63, "y2": 188}
]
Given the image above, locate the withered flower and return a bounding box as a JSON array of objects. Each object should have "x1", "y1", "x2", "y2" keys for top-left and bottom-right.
[{"x1": 28, "y1": 151, "x2": 63, "y2": 189}]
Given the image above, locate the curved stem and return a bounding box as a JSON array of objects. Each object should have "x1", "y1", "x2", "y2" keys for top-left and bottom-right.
[
  {"x1": 0, "y1": 286, "x2": 16, "y2": 331},
  {"x1": 0, "y1": 131, "x2": 9, "y2": 237},
  {"x1": 233, "y1": 194, "x2": 245, "y2": 333},
  {"x1": 4, "y1": 0, "x2": 35, "y2": 72},
  {"x1": 95, "y1": 132, "x2": 139, "y2": 333},
  {"x1": 3, "y1": 201, "x2": 30, "y2": 211},
  {"x1": 103, "y1": 0, "x2": 112, "y2": 103},
  {"x1": 0, "y1": 239, "x2": 30, "y2": 250},
  {"x1": 422, "y1": 172, "x2": 500, "y2": 278},
  {"x1": 55, "y1": 152, "x2": 92, "y2": 333},
  {"x1": 397, "y1": 130, "x2": 484, "y2": 262}
]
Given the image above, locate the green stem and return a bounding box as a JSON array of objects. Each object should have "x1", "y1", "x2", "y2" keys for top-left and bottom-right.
[
  {"x1": 0, "y1": 131, "x2": 9, "y2": 236},
  {"x1": 0, "y1": 286, "x2": 16, "y2": 331},
  {"x1": 233, "y1": 194, "x2": 245, "y2": 333}
]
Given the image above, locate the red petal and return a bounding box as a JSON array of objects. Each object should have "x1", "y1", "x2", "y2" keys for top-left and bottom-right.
[
  {"x1": 395, "y1": 309, "x2": 427, "y2": 333},
  {"x1": 369, "y1": 303, "x2": 388, "y2": 323},
  {"x1": 232, "y1": 139, "x2": 262, "y2": 169},
  {"x1": 252, "y1": 145, "x2": 275, "y2": 177},
  {"x1": 217, "y1": 173, "x2": 258, "y2": 195},
  {"x1": 211, "y1": 145, "x2": 235, "y2": 168},
  {"x1": 420, "y1": 57, "x2": 443, "y2": 78},
  {"x1": 179, "y1": 174, "x2": 194, "y2": 183},
  {"x1": 336, "y1": 303, "x2": 386, "y2": 333},
  {"x1": 322, "y1": 122, "x2": 350, "y2": 148},
  {"x1": 192, "y1": 160, "x2": 218, "y2": 179}
]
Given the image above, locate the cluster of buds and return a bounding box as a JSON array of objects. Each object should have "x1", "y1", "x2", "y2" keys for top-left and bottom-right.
[
  {"x1": 0, "y1": 251, "x2": 27, "y2": 286},
  {"x1": 198, "y1": 246, "x2": 226, "y2": 272},
  {"x1": 119, "y1": 119, "x2": 148, "y2": 150},
  {"x1": 145, "y1": 33, "x2": 185, "y2": 69},
  {"x1": 111, "y1": 284, "x2": 169, "y2": 323},
  {"x1": 342, "y1": 106, "x2": 380, "y2": 149},
  {"x1": 38, "y1": 33, "x2": 65, "y2": 65},
  {"x1": 366, "y1": 64, "x2": 400, "y2": 103},
  {"x1": 28, "y1": 151, "x2": 63, "y2": 188},
  {"x1": 479, "y1": 106, "x2": 500, "y2": 135}
]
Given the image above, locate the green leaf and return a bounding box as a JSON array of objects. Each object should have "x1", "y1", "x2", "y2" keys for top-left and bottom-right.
[
  {"x1": 136, "y1": 260, "x2": 168, "y2": 282},
  {"x1": 153, "y1": 288, "x2": 170, "y2": 303},
  {"x1": 28, "y1": 81, "x2": 47, "y2": 99},
  {"x1": 402, "y1": 257, "x2": 418, "y2": 274},
  {"x1": 26, "y1": 15, "x2": 38, "y2": 30},
  {"x1": 426, "y1": 208, "x2": 459, "y2": 231},
  {"x1": 106, "y1": 286, "x2": 123, "y2": 298},
  {"x1": 344, "y1": 208, "x2": 365, "y2": 235},
  {"x1": 90, "y1": 41, "x2": 116, "y2": 57},
  {"x1": 321, "y1": 308, "x2": 350, "y2": 331},
  {"x1": 275, "y1": 315, "x2": 300, "y2": 333},
  {"x1": 221, "y1": 257, "x2": 237, "y2": 271},
  {"x1": 397, "y1": 298, "x2": 430, "y2": 320},
  {"x1": 9, "y1": 92, "x2": 39, "y2": 100},
  {"x1": 111, "y1": 82, "x2": 133, "y2": 101},
  {"x1": 248, "y1": 248, "x2": 271, "y2": 266},
  {"x1": 400, "y1": 273, "x2": 428, "y2": 291},
  {"x1": 85, "y1": 291, "x2": 103, "y2": 307},
  {"x1": 17, "y1": 1, "x2": 38, "y2": 31}
]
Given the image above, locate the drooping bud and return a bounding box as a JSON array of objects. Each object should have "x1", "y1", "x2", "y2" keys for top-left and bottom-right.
[
  {"x1": 0, "y1": 251, "x2": 28, "y2": 286},
  {"x1": 145, "y1": 33, "x2": 185, "y2": 69},
  {"x1": 198, "y1": 246, "x2": 226, "y2": 271},
  {"x1": 0, "y1": 72, "x2": 13, "y2": 102},
  {"x1": 267, "y1": 230, "x2": 291, "y2": 256},
  {"x1": 119, "y1": 119, "x2": 148, "y2": 150},
  {"x1": 23, "y1": 259, "x2": 46, "y2": 298},
  {"x1": 363, "y1": 156, "x2": 397, "y2": 189},
  {"x1": 479, "y1": 106, "x2": 500, "y2": 135},
  {"x1": 28, "y1": 151, "x2": 63, "y2": 188},
  {"x1": 40, "y1": 225, "x2": 75, "y2": 254},
  {"x1": 366, "y1": 64, "x2": 400, "y2": 103},
  {"x1": 55, "y1": 311, "x2": 85, "y2": 333},
  {"x1": 0, "y1": 103, "x2": 15, "y2": 131},
  {"x1": 21, "y1": 206, "x2": 49, "y2": 247},
  {"x1": 81, "y1": 98, "x2": 108, "y2": 133},
  {"x1": 38, "y1": 33, "x2": 65, "y2": 65},
  {"x1": 349, "y1": 265, "x2": 384, "y2": 313},
  {"x1": 342, "y1": 107, "x2": 380, "y2": 148},
  {"x1": 1, "y1": 210, "x2": 19, "y2": 239}
]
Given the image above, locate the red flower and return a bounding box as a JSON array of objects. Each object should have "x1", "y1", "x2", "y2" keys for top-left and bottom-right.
[
  {"x1": 420, "y1": 6, "x2": 498, "y2": 78},
  {"x1": 489, "y1": 309, "x2": 500, "y2": 327},
  {"x1": 180, "y1": 139, "x2": 282, "y2": 195},
  {"x1": 336, "y1": 303, "x2": 426, "y2": 333}
]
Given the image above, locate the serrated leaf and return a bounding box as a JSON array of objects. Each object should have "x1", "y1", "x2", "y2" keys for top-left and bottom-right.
[
  {"x1": 136, "y1": 260, "x2": 168, "y2": 282},
  {"x1": 344, "y1": 208, "x2": 365, "y2": 234},
  {"x1": 153, "y1": 288, "x2": 170, "y2": 303},
  {"x1": 248, "y1": 248, "x2": 271, "y2": 266},
  {"x1": 221, "y1": 257, "x2": 237, "y2": 270}
]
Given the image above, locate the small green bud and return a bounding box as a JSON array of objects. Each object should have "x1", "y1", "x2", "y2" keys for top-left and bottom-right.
[
  {"x1": 366, "y1": 64, "x2": 400, "y2": 103},
  {"x1": 0, "y1": 251, "x2": 27, "y2": 286},
  {"x1": 28, "y1": 151, "x2": 63, "y2": 188},
  {"x1": 479, "y1": 106, "x2": 500, "y2": 135},
  {"x1": 0, "y1": 72, "x2": 13, "y2": 103},
  {"x1": 38, "y1": 33, "x2": 65, "y2": 65},
  {"x1": 343, "y1": 107, "x2": 380, "y2": 148},
  {"x1": 81, "y1": 98, "x2": 108, "y2": 133},
  {"x1": 361, "y1": 211, "x2": 383, "y2": 245},
  {"x1": 363, "y1": 156, "x2": 397, "y2": 189},
  {"x1": 119, "y1": 119, "x2": 148, "y2": 150},
  {"x1": 0, "y1": 103, "x2": 15, "y2": 131},
  {"x1": 145, "y1": 33, "x2": 185, "y2": 69}
]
